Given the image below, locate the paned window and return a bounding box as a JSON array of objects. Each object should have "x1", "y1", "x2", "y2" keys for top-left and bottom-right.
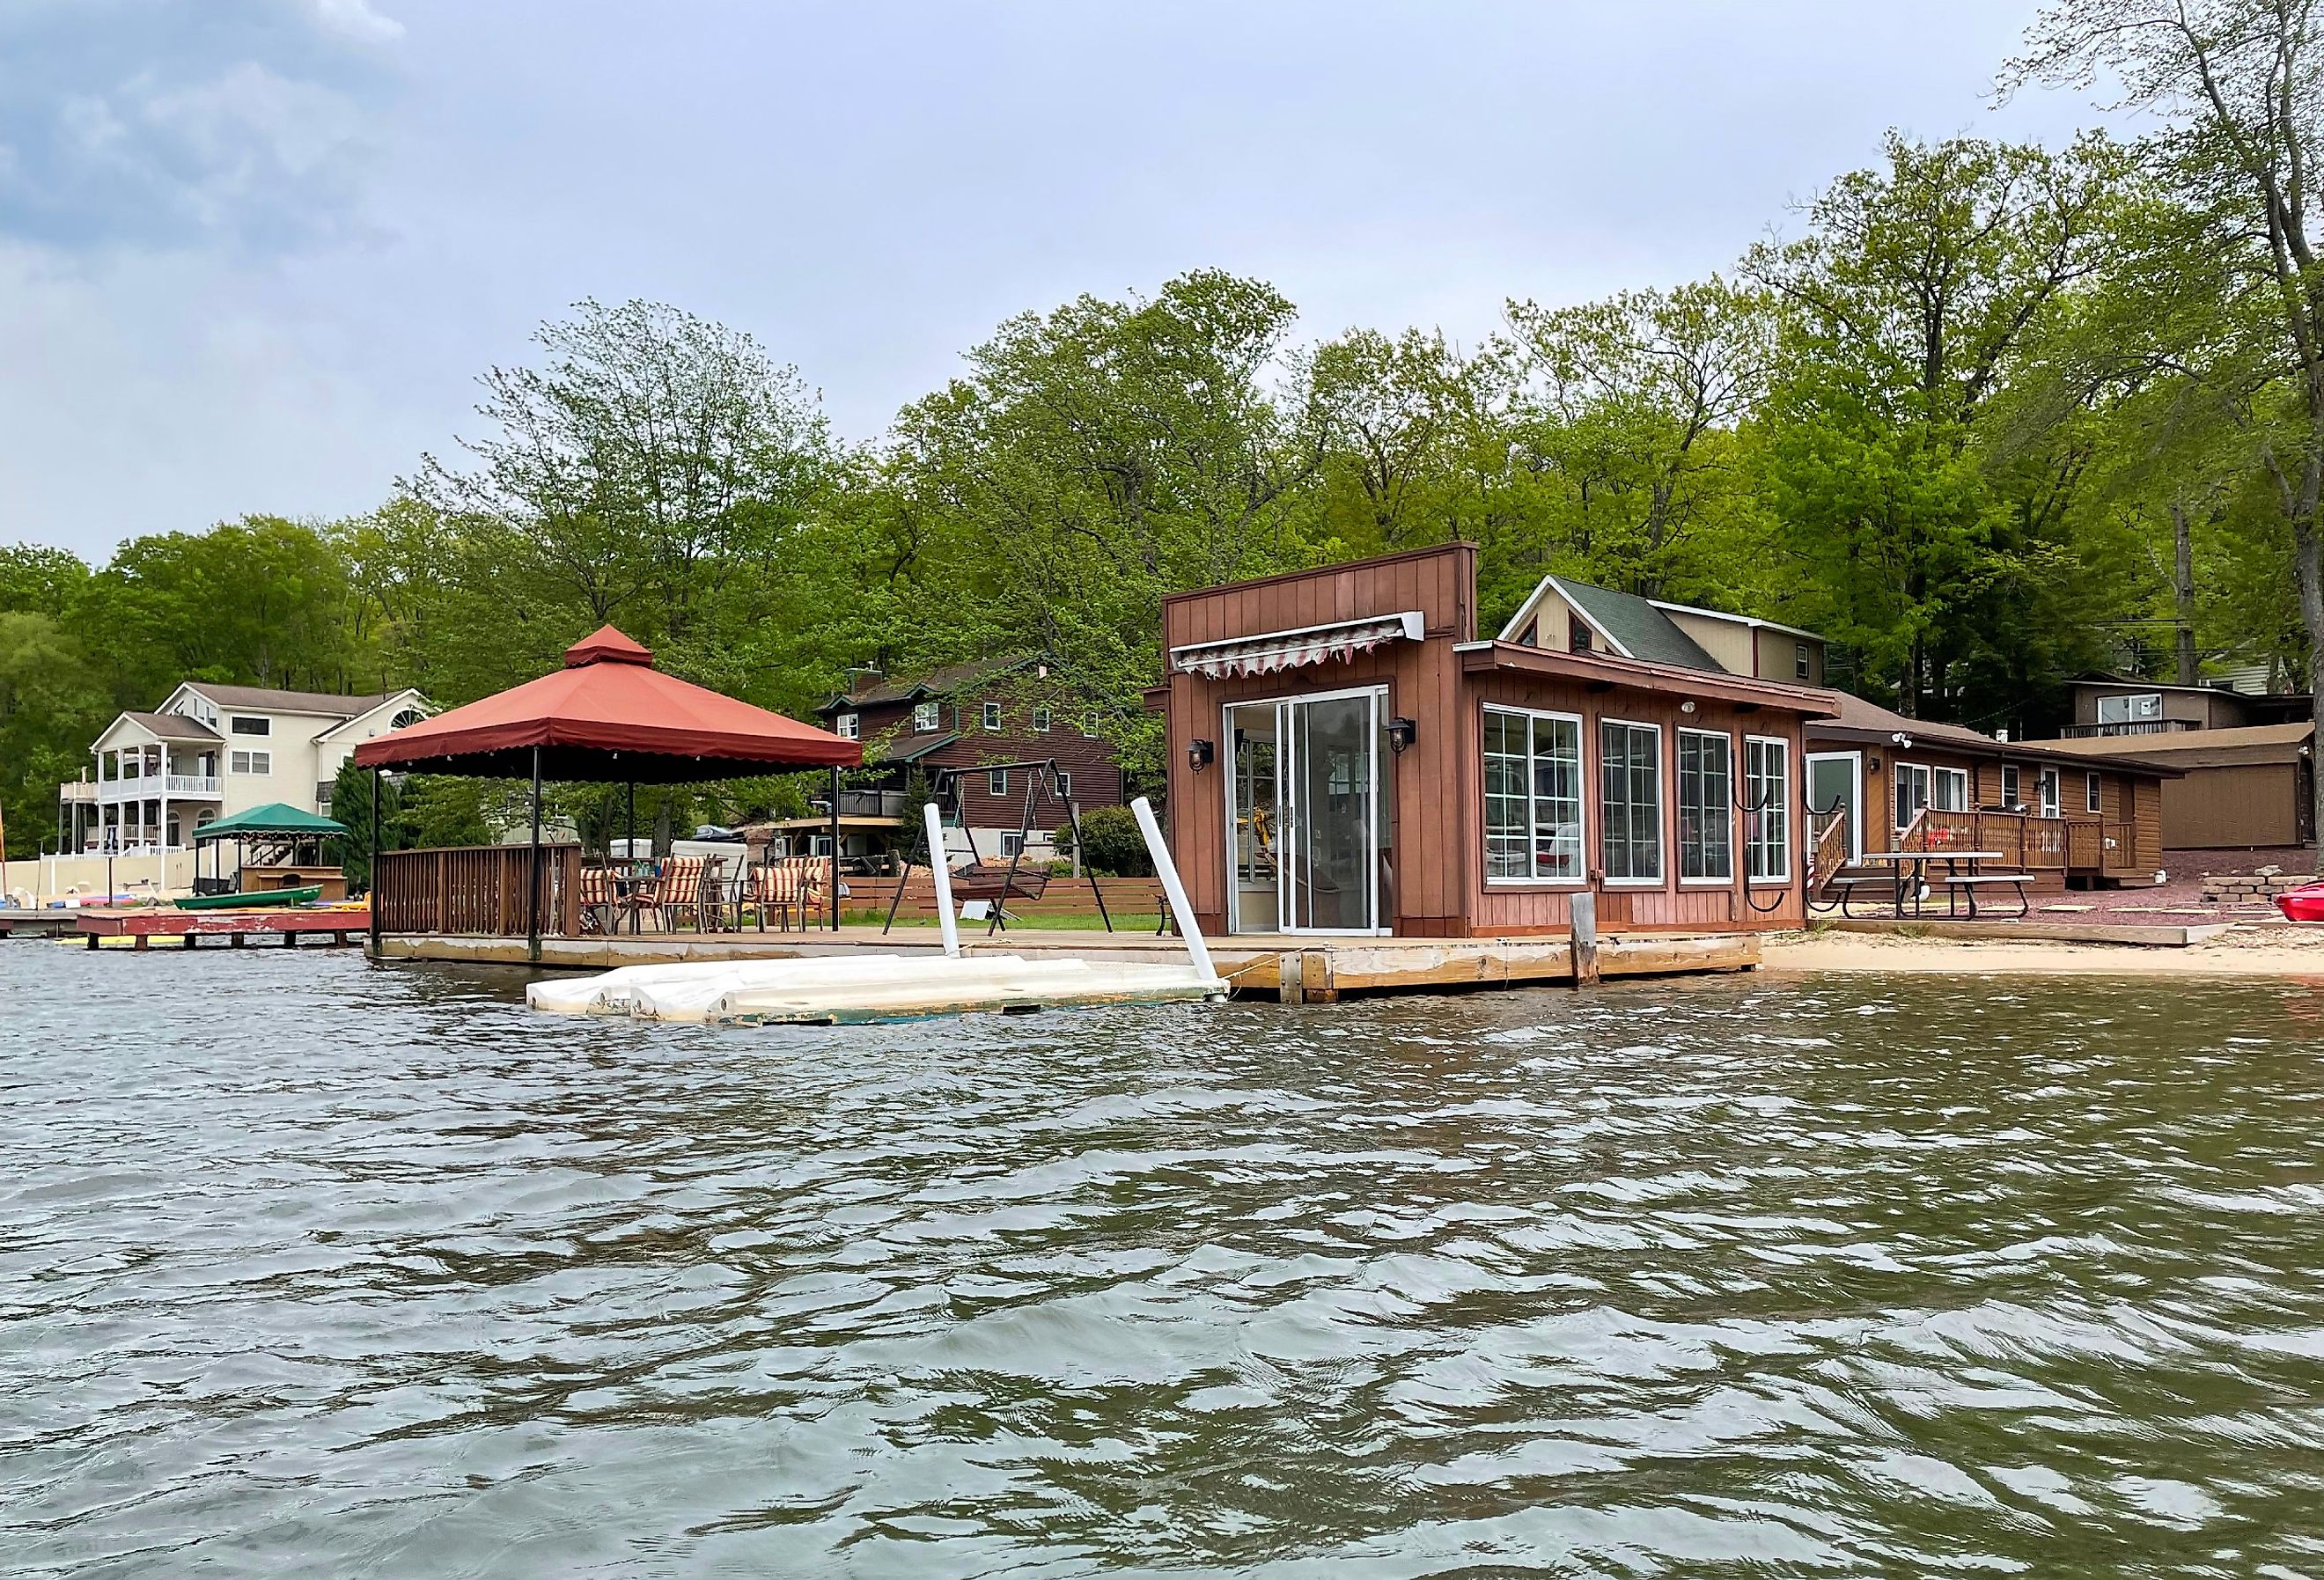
[
  {"x1": 1794, "y1": 642, "x2": 1812, "y2": 680},
  {"x1": 988, "y1": 768, "x2": 1007, "y2": 797},
  {"x1": 1080, "y1": 711, "x2": 1100, "y2": 738},
  {"x1": 231, "y1": 716, "x2": 270, "y2": 736},
  {"x1": 914, "y1": 701, "x2": 939, "y2": 732},
  {"x1": 2001, "y1": 764, "x2": 2020, "y2": 808},
  {"x1": 836, "y1": 713, "x2": 859, "y2": 739},
  {"x1": 982, "y1": 702, "x2": 1002, "y2": 732},
  {"x1": 1600, "y1": 720, "x2": 1663, "y2": 882},
  {"x1": 999, "y1": 833, "x2": 1025, "y2": 857},
  {"x1": 2038, "y1": 768, "x2": 2061, "y2": 818},
  {"x1": 1482, "y1": 706, "x2": 1584, "y2": 882},
  {"x1": 1744, "y1": 737, "x2": 1790, "y2": 881},
  {"x1": 1032, "y1": 706, "x2": 1051, "y2": 733},
  {"x1": 2086, "y1": 771, "x2": 2104, "y2": 813},
  {"x1": 1055, "y1": 771, "x2": 1071, "y2": 800},
  {"x1": 230, "y1": 750, "x2": 272, "y2": 775},
  {"x1": 1678, "y1": 729, "x2": 1734, "y2": 882}
]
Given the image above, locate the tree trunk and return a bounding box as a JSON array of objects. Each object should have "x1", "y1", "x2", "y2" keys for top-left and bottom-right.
[
  {"x1": 652, "y1": 794, "x2": 673, "y2": 858},
  {"x1": 2297, "y1": 520, "x2": 2324, "y2": 852},
  {"x1": 2172, "y1": 502, "x2": 2199, "y2": 687}
]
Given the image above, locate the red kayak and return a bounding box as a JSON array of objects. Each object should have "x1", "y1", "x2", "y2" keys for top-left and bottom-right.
[{"x1": 2276, "y1": 883, "x2": 2324, "y2": 922}]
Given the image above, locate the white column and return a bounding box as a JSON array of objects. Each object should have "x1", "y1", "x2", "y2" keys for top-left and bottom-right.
[{"x1": 925, "y1": 802, "x2": 960, "y2": 958}]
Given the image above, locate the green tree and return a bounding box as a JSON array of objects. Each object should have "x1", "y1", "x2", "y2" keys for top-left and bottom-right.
[{"x1": 0, "y1": 612, "x2": 109, "y2": 862}]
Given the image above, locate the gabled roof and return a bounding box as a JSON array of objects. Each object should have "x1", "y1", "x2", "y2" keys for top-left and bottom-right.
[
  {"x1": 1499, "y1": 575, "x2": 1723, "y2": 672},
  {"x1": 313, "y1": 689, "x2": 430, "y2": 744},
  {"x1": 194, "y1": 802, "x2": 348, "y2": 841},
  {"x1": 178, "y1": 682, "x2": 398, "y2": 718},
  {"x1": 106, "y1": 709, "x2": 221, "y2": 745},
  {"x1": 820, "y1": 655, "x2": 1038, "y2": 716}
]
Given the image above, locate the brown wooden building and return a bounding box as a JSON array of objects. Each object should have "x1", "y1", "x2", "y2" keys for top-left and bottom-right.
[
  {"x1": 817, "y1": 656, "x2": 1126, "y2": 863},
  {"x1": 2026, "y1": 723, "x2": 2313, "y2": 851},
  {"x1": 1158, "y1": 544, "x2": 1835, "y2": 937},
  {"x1": 1803, "y1": 695, "x2": 2176, "y2": 888}
]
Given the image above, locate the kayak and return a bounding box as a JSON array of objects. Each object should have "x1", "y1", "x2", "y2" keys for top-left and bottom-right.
[
  {"x1": 175, "y1": 886, "x2": 324, "y2": 911},
  {"x1": 2276, "y1": 883, "x2": 2324, "y2": 922}
]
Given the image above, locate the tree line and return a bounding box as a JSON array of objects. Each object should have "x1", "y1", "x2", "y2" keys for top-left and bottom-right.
[{"x1": 6, "y1": 0, "x2": 2322, "y2": 851}]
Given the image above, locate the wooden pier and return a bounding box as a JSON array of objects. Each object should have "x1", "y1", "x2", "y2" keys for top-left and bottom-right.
[
  {"x1": 77, "y1": 908, "x2": 368, "y2": 951},
  {"x1": 372, "y1": 925, "x2": 1760, "y2": 1001}
]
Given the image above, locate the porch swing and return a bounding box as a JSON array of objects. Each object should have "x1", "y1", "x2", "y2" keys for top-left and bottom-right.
[{"x1": 879, "y1": 760, "x2": 1115, "y2": 937}]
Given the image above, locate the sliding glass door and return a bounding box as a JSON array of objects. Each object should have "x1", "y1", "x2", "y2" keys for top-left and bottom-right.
[{"x1": 1225, "y1": 688, "x2": 1383, "y2": 934}]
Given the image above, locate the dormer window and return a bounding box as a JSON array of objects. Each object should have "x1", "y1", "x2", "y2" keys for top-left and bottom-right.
[
  {"x1": 914, "y1": 701, "x2": 939, "y2": 732},
  {"x1": 836, "y1": 713, "x2": 859, "y2": 740},
  {"x1": 1569, "y1": 621, "x2": 1592, "y2": 654}
]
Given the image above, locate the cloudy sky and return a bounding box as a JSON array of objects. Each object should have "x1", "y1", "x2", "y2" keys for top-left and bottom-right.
[{"x1": 2, "y1": 0, "x2": 2108, "y2": 560}]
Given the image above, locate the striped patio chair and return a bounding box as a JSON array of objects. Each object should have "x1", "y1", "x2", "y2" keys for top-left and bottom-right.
[
  {"x1": 578, "y1": 863, "x2": 616, "y2": 934},
  {"x1": 655, "y1": 855, "x2": 708, "y2": 933}
]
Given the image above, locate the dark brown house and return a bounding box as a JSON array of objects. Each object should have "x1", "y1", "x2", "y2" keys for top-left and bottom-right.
[
  {"x1": 816, "y1": 656, "x2": 1126, "y2": 863},
  {"x1": 1158, "y1": 544, "x2": 1836, "y2": 937}
]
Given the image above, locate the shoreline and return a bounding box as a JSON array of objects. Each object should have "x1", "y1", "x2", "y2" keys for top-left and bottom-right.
[{"x1": 1761, "y1": 924, "x2": 2324, "y2": 978}]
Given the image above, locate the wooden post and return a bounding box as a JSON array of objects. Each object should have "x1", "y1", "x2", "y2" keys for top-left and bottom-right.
[
  {"x1": 368, "y1": 767, "x2": 383, "y2": 954},
  {"x1": 1570, "y1": 890, "x2": 1600, "y2": 987},
  {"x1": 828, "y1": 765, "x2": 841, "y2": 931},
  {"x1": 527, "y1": 746, "x2": 543, "y2": 963}
]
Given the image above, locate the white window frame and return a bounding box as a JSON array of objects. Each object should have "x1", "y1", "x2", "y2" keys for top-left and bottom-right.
[
  {"x1": 230, "y1": 749, "x2": 272, "y2": 775},
  {"x1": 913, "y1": 701, "x2": 939, "y2": 732},
  {"x1": 982, "y1": 702, "x2": 1003, "y2": 732},
  {"x1": 1031, "y1": 706, "x2": 1051, "y2": 733},
  {"x1": 1805, "y1": 750, "x2": 1863, "y2": 864},
  {"x1": 988, "y1": 768, "x2": 1007, "y2": 797},
  {"x1": 1744, "y1": 735, "x2": 1791, "y2": 883},
  {"x1": 1599, "y1": 718, "x2": 1665, "y2": 886},
  {"x1": 2038, "y1": 767, "x2": 2061, "y2": 819},
  {"x1": 2096, "y1": 692, "x2": 2162, "y2": 724},
  {"x1": 835, "y1": 712, "x2": 859, "y2": 740},
  {"x1": 1054, "y1": 771, "x2": 1071, "y2": 800},
  {"x1": 2001, "y1": 764, "x2": 2021, "y2": 809},
  {"x1": 999, "y1": 832, "x2": 1025, "y2": 858},
  {"x1": 1933, "y1": 766, "x2": 1969, "y2": 813},
  {"x1": 1675, "y1": 726, "x2": 1735, "y2": 886},
  {"x1": 2085, "y1": 770, "x2": 2104, "y2": 813},
  {"x1": 1481, "y1": 703, "x2": 1586, "y2": 887},
  {"x1": 229, "y1": 715, "x2": 270, "y2": 737},
  {"x1": 1793, "y1": 642, "x2": 1812, "y2": 680},
  {"x1": 1894, "y1": 761, "x2": 1931, "y2": 838},
  {"x1": 1080, "y1": 711, "x2": 1100, "y2": 738}
]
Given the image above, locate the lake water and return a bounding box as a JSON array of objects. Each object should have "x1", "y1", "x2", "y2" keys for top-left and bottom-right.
[{"x1": 4, "y1": 945, "x2": 2323, "y2": 1576}]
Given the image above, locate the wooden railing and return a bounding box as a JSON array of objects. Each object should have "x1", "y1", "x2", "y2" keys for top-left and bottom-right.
[
  {"x1": 1909, "y1": 809, "x2": 2147, "y2": 873},
  {"x1": 1806, "y1": 811, "x2": 1851, "y2": 895},
  {"x1": 372, "y1": 844, "x2": 584, "y2": 936}
]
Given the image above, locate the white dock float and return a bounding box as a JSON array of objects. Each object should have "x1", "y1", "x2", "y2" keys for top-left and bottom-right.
[{"x1": 526, "y1": 953, "x2": 1225, "y2": 1025}]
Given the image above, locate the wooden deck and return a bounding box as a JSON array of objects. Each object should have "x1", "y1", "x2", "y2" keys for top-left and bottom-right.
[{"x1": 371, "y1": 925, "x2": 1761, "y2": 1001}]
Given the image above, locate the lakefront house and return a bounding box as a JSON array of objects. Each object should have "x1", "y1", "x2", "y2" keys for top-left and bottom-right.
[{"x1": 60, "y1": 682, "x2": 428, "y2": 855}]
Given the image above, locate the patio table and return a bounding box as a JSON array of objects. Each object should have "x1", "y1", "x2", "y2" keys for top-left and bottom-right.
[{"x1": 1853, "y1": 850, "x2": 2007, "y2": 917}]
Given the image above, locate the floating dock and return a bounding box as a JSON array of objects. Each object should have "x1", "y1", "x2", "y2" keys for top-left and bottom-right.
[
  {"x1": 381, "y1": 926, "x2": 1759, "y2": 1001},
  {"x1": 529, "y1": 953, "x2": 1226, "y2": 1025},
  {"x1": 75, "y1": 908, "x2": 369, "y2": 950}
]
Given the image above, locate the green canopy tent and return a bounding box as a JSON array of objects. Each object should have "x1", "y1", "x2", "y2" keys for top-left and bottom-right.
[{"x1": 192, "y1": 802, "x2": 349, "y2": 894}]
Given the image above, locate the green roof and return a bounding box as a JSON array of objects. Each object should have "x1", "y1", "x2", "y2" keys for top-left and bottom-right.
[
  {"x1": 1549, "y1": 577, "x2": 1723, "y2": 672},
  {"x1": 194, "y1": 802, "x2": 349, "y2": 841}
]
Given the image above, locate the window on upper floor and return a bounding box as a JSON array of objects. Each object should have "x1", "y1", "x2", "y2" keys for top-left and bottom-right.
[
  {"x1": 1569, "y1": 621, "x2": 1593, "y2": 654},
  {"x1": 982, "y1": 702, "x2": 1003, "y2": 732},
  {"x1": 391, "y1": 709, "x2": 423, "y2": 730},
  {"x1": 836, "y1": 713, "x2": 859, "y2": 740},
  {"x1": 1032, "y1": 706, "x2": 1051, "y2": 733},
  {"x1": 1080, "y1": 711, "x2": 1100, "y2": 739},
  {"x1": 1055, "y1": 771, "x2": 1071, "y2": 800},
  {"x1": 914, "y1": 701, "x2": 940, "y2": 732},
  {"x1": 230, "y1": 750, "x2": 272, "y2": 775},
  {"x1": 231, "y1": 716, "x2": 269, "y2": 737},
  {"x1": 988, "y1": 768, "x2": 1007, "y2": 796},
  {"x1": 1795, "y1": 642, "x2": 1812, "y2": 680}
]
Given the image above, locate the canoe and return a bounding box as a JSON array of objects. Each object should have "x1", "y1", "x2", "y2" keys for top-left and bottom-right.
[
  {"x1": 175, "y1": 886, "x2": 324, "y2": 911},
  {"x1": 2276, "y1": 884, "x2": 2324, "y2": 922}
]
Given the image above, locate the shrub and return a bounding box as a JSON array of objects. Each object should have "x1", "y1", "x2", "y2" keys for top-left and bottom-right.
[{"x1": 1058, "y1": 805, "x2": 1152, "y2": 876}]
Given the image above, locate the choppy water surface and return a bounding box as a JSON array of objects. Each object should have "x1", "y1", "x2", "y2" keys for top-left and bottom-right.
[{"x1": 4, "y1": 949, "x2": 2324, "y2": 1577}]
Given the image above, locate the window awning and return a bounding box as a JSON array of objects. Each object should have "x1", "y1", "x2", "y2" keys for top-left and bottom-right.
[{"x1": 1169, "y1": 611, "x2": 1424, "y2": 680}]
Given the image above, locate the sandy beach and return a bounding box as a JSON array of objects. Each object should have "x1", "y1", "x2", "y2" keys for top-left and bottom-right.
[{"x1": 1764, "y1": 922, "x2": 2324, "y2": 977}]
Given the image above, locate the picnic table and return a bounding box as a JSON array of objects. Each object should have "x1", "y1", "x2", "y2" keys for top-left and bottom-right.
[{"x1": 1828, "y1": 849, "x2": 2030, "y2": 920}]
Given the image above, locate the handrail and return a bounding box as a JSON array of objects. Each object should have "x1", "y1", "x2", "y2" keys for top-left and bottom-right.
[{"x1": 372, "y1": 842, "x2": 584, "y2": 936}]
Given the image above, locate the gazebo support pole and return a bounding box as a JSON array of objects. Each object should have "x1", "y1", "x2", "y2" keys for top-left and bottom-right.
[
  {"x1": 626, "y1": 782, "x2": 635, "y2": 857},
  {"x1": 527, "y1": 746, "x2": 543, "y2": 963},
  {"x1": 368, "y1": 767, "x2": 382, "y2": 957},
  {"x1": 827, "y1": 766, "x2": 841, "y2": 931}
]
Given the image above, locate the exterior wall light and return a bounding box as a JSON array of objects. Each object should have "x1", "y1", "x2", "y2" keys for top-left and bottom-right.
[
  {"x1": 1188, "y1": 739, "x2": 1216, "y2": 772},
  {"x1": 1386, "y1": 717, "x2": 1418, "y2": 753},
  {"x1": 1679, "y1": 700, "x2": 1697, "y2": 715}
]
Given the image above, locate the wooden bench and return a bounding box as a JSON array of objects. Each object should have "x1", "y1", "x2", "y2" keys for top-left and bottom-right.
[{"x1": 1828, "y1": 875, "x2": 1907, "y2": 916}]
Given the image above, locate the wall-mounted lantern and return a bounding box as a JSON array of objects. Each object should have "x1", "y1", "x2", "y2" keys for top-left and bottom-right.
[
  {"x1": 1188, "y1": 739, "x2": 1216, "y2": 773},
  {"x1": 1386, "y1": 717, "x2": 1418, "y2": 753}
]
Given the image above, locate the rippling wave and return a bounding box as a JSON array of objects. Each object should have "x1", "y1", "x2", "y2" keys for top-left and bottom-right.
[{"x1": 4, "y1": 948, "x2": 2321, "y2": 1576}]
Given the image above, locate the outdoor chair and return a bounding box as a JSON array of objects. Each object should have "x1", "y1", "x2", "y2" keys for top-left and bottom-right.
[
  {"x1": 578, "y1": 863, "x2": 617, "y2": 934},
  {"x1": 655, "y1": 856, "x2": 709, "y2": 932}
]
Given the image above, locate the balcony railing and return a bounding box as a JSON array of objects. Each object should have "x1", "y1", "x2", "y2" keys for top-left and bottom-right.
[
  {"x1": 2060, "y1": 718, "x2": 2199, "y2": 738},
  {"x1": 91, "y1": 772, "x2": 223, "y2": 798},
  {"x1": 166, "y1": 775, "x2": 222, "y2": 795}
]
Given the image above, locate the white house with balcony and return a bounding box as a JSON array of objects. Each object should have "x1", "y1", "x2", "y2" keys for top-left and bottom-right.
[{"x1": 61, "y1": 683, "x2": 427, "y2": 855}]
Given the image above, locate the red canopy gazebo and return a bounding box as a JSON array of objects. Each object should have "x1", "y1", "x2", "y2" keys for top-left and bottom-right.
[{"x1": 356, "y1": 626, "x2": 862, "y2": 955}]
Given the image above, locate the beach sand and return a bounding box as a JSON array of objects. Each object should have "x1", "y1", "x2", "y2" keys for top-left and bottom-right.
[{"x1": 1763, "y1": 923, "x2": 2324, "y2": 978}]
